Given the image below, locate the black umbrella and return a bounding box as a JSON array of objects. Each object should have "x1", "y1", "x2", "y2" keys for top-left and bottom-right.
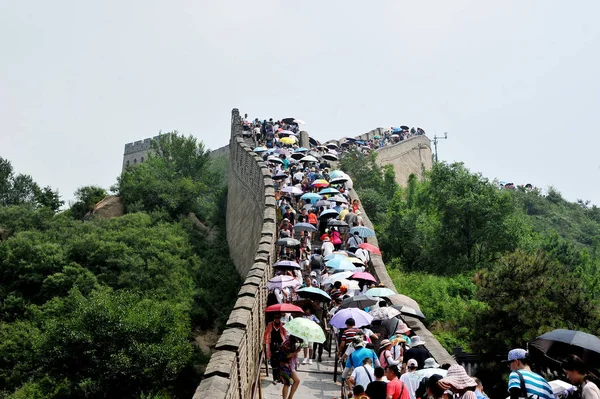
[
  {"x1": 400, "y1": 125, "x2": 409, "y2": 130},
  {"x1": 291, "y1": 152, "x2": 305, "y2": 160},
  {"x1": 345, "y1": 137, "x2": 357, "y2": 142},
  {"x1": 391, "y1": 305, "x2": 425, "y2": 321},
  {"x1": 530, "y1": 329, "x2": 600, "y2": 368},
  {"x1": 282, "y1": 117, "x2": 296, "y2": 124},
  {"x1": 276, "y1": 238, "x2": 301, "y2": 247},
  {"x1": 309, "y1": 137, "x2": 320, "y2": 147},
  {"x1": 340, "y1": 295, "x2": 379, "y2": 309},
  {"x1": 322, "y1": 153, "x2": 338, "y2": 161},
  {"x1": 272, "y1": 173, "x2": 288, "y2": 181}
]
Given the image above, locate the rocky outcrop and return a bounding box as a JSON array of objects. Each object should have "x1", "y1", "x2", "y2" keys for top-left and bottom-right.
[{"x1": 88, "y1": 196, "x2": 124, "y2": 219}]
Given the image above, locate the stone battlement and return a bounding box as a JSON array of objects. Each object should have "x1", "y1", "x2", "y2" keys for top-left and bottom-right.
[{"x1": 123, "y1": 135, "x2": 163, "y2": 155}]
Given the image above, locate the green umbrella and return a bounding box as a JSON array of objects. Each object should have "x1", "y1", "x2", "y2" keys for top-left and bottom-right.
[{"x1": 284, "y1": 318, "x2": 326, "y2": 343}]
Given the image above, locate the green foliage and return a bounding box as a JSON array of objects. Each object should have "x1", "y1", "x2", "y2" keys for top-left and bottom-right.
[{"x1": 69, "y1": 186, "x2": 107, "y2": 220}]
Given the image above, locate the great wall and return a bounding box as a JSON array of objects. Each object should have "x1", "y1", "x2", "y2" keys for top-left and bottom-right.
[{"x1": 189, "y1": 109, "x2": 455, "y2": 398}]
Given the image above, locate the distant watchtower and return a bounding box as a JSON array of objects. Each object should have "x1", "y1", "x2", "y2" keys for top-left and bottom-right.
[{"x1": 122, "y1": 134, "x2": 169, "y2": 173}]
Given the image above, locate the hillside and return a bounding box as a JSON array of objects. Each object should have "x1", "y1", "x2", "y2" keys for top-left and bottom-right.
[{"x1": 0, "y1": 134, "x2": 239, "y2": 399}]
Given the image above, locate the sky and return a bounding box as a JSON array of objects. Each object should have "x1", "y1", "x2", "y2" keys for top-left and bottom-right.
[{"x1": 1, "y1": 1, "x2": 599, "y2": 205}]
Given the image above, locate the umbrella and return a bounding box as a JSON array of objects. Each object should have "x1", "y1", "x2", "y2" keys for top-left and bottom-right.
[
  {"x1": 265, "y1": 303, "x2": 304, "y2": 313},
  {"x1": 365, "y1": 287, "x2": 396, "y2": 297},
  {"x1": 300, "y1": 155, "x2": 319, "y2": 163},
  {"x1": 294, "y1": 147, "x2": 309, "y2": 153},
  {"x1": 337, "y1": 279, "x2": 361, "y2": 291},
  {"x1": 319, "y1": 209, "x2": 339, "y2": 219},
  {"x1": 267, "y1": 156, "x2": 284, "y2": 164},
  {"x1": 272, "y1": 172, "x2": 288, "y2": 181},
  {"x1": 329, "y1": 308, "x2": 373, "y2": 328},
  {"x1": 296, "y1": 287, "x2": 331, "y2": 302},
  {"x1": 350, "y1": 272, "x2": 377, "y2": 283},
  {"x1": 274, "y1": 148, "x2": 290, "y2": 156},
  {"x1": 291, "y1": 152, "x2": 306, "y2": 160},
  {"x1": 330, "y1": 195, "x2": 348, "y2": 204},
  {"x1": 329, "y1": 170, "x2": 345, "y2": 179},
  {"x1": 276, "y1": 238, "x2": 301, "y2": 247},
  {"x1": 280, "y1": 137, "x2": 297, "y2": 145},
  {"x1": 373, "y1": 135, "x2": 381, "y2": 139},
  {"x1": 312, "y1": 179, "x2": 330, "y2": 188},
  {"x1": 391, "y1": 305, "x2": 426, "y2": 321},
  {"x1": 358, "y1": 243, "x2": 382, "y2": 256},
  {"x1": 391, "y1": 134, "x2": 400, "y2": 138},
  {"x1": 282, "y1": 186, "x2": 303, "y2": 195},
  {"x1": 346, "y1": 257, "x2": 365, "y2": 266},
  {"x1": 530, "y1": 329, "x2": 600, "y2": 368},
  {"x1": 325, "y1": 257, "x2": 356, "y2": 270},
  {"x1": 253, "y1": 146, "x2": 268, "y2": 153},
  {"x1": 318, "y1": 188, "x2": 339, "y2": 195},
  {"x1": 327, "y1": 219, "x2": 348, "y2": 227},
  {"x1": 315, "y1": 200, "x2": 331, "y2": 208},
  {"x1": 349, "y1": 226, "x2": 376, "y2": 238},
  {"x1": 324, "y1": 253, "x2": 347, "y2": 262},
  {"x1": 322, "y1": 153, "x2": 338, "y2": 161},
  {"x1": 344, "y1": 137, "x2": 357, "y2": 142},
  {"x1": 339, "y1": 295, "x2": 380, "y2": 310},
  {"x1": 326, "y1": 142, "x2": 339, "y2": 149},
  {"x1": 400, "y1": 125, "x2": 409, "y2": 130},
  {"x1": 284, "y1": 317, "x2": 326, "y2": 343},
  {"x1": 267, "y1": 275, "x2": 301, "y2": 290},
  {"x1": 329, "y1": 177, "x2": 349, "y2": 185},
  {"x1": 301, "y1": 193, "x2": 321, "y2": 202},
  {"x1": 279, "y1": 130, "x2": 296, "y2": 136},
  {"x1": 369, "y1": 307, "x2": 401, "y2": 320},
  {"x1": 273, "y1": 260, "x2": 301, "y2": 269},
  {"x1": 322, "y1": 271, "x2": 354, "y2": 286},
  {"x1": 309, "y1": 137, "x2": 320, "y2": 146},
  {"x1": 293, "y1": 222, "x2": 317, "y2": 232},
  {"x1": 331, "y1": 263, "x2": 358, "y2": 272}
]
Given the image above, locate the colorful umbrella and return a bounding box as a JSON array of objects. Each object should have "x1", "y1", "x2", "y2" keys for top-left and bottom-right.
[
  {"x1": 312, "y1": 179, "x2": 330, "y2": 188},
  {"x1": 365, "y1": 287, "x2": 396, "y2": 297},
  {"x1": 358, "y1": 243, "x2": 382, "y2": 256},
  {"x1": 265, "y1": 303, "x2": 304, "y2": 313},
  {"x1": 349, "y1": 226, "x2": 376, "y2": 238},
  {"x1": 350, "y1": 272, "x2": 377, "y2": 283},
  {"x1": 329, "y1": 308, "x2": 373, "y2": 328},
  {"x1": 369, "y1": 307, "x2": 401, "y2": 320},
  {"x1": 267, "y1": 275, "x2": 301, "y2": 290},
  {"x1": 284, "y1": 317, "x2": 326, "y2": 343}
]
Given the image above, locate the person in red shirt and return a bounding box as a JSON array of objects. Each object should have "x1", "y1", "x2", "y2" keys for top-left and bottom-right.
[{"x1": 385, "y1": 365, "x2": 410, "y2": 399}]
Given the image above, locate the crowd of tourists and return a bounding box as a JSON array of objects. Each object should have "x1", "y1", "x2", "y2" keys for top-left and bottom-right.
[{"x1": 241, "y1": 116, "x2": 598, "y2": 399}]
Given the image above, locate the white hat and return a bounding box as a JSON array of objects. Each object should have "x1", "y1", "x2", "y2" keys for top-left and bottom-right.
[
  {"x1": 410, "y1": 335, "x2": 425, "y2": 346},
  {"x1": 407, "y1": 359, "x2": 418, "y2": 368},
  {"x1": 310, "y1": 271, "x2": 317, "y2": 277},
  {"x1": 424, "y1": 357, "x2": 440, "y2": 368}
]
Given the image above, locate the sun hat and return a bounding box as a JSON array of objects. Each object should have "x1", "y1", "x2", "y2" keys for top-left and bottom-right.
[
  {"x1": 424, "y1": 358, "x2": 440, "y2": 369},
  {"x1": 310, "y1": 271, "x2": 317, "y2": 277},
  {"x1": 396, "y1": 322, "x2": 411, "y2": 334},
  {"x1": 407, "y1": 359, "x2": 418, "y2": 369},
  {"x1": 438, "y1": 364, "x2": 477, "y2": 390},
  {"x1": 410, "y1": 335, "x2": 425, "y2": 346},
  {"x1": 503, "y1": 348, "x2": 528, "y2": 363},
  {"x1": 352, "y1": 336, "x2": 366, "y2": 348},
  {"x1": 380, "y1": 339, "x2": 393, "y2": 349}
]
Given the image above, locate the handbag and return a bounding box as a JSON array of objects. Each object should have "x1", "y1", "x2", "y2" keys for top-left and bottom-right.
[{"x1": 515, "y1": 370, "x2": 532, "y2": 399}]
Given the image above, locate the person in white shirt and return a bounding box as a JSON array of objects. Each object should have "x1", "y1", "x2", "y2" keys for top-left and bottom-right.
[
  {"x1": 349, "y1": 357, "x2": 376, "y2": 394},
  {"x1": 321, "y1": 236, "x2": 335, "y2": 258},
  {"x1": 400, "y1": 358, "x2": 423, "y2": 399}
]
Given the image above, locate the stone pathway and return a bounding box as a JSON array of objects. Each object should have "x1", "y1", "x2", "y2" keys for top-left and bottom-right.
[{"x1": 261, "y1": 352, "x2": 342, "y2": 399}]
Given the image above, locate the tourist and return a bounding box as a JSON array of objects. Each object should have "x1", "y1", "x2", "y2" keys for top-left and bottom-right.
[
  {"x1": 338, "y1": 318, "x2": 361, "y2": 358},
  {"x1": 279, "y1": 335, "x2": 303, "y2": 399},
  {"x1": 263, "y1": 313, "x2": 287, "y2": 384},
  {"x1": 473, "y1": 377, "x2": 489, "y2": 399},
  {"x1": 348, "y1": 357, "x2": 377, "y2": 394},
  {"x1": 379, "y1": 339, "x2": 400, "y2": 368},
  {"x1": 402, "y1": 336, "x2": 431, "y2": 370},
  {"x1": 385, "y1": 365, "x2": 410, "y2": 399},
  {"x1": 426, "y1": 375, "x2": 445, "y2": 399},
  {"x1": 329, "y1": 227, "x2": 343, "y2": 250},
  {"x1": 343, "y1": 336, "x2": 379, "y2": 385},
  {"x1": 353, "y1": 385, "x2": 369, "y2": 399},
  {"x1": 505, "y1": 348, "x2": 553, "y2": 399},
  {"x1": 438, "y1": 364, "x2": 478, "y2": 399},
  {"x1": 321, "y1": 236, "x2": 335, "y2": 257},
  {"x1": 367, "y1": 366, "x2": 389, "y2": 399},
  {"x1": 562, "y1": 354, "x2": 600, "y2": 399},
  {"x1": 301, "y1": 306, "x2": 320, "y2": 365},
  {"x1": 400, "y1": 359, "x2": 423, "y2": 399},
  {"x1": 346, "y1": 231, "x2": 364, "y2": 253}
]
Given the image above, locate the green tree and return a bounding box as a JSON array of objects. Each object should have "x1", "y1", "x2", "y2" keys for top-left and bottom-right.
[{"x1": 69, "y1": 186, "x2": 107, "y2": 220}]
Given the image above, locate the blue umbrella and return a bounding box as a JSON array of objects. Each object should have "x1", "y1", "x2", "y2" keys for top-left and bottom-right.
[
  {"x1": 349, "y1": 226, "x2": 376, "y2": 238},
  {"x1": 324, "y1": 253, "x2": 347, "y2": 261},
  {"x1": 294, "y1": 147, "x2": 309, "y2": 153},
  {"x1": 296, "y1": 287, "x2": 331, "y2": 302},
  {"x1": 319, "y1": 188, "x2": 340, "y2": 196},
  {"x1": 329, "y1": 170, "x2": 345, "y2": 179},
  {"x1": 325, "y1": 257, "x2": 355, "y2": 270},
  {"x1": 301, "y1": 193, "x2": 321, "y2": 202},
  {"x1": 253, "y1": 146, "x2": 268, "y2": 153},
  {"x1": 365, "y1": 287, "x2": 396, "y2": 297}
]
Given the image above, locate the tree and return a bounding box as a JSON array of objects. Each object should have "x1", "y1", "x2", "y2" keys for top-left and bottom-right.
[{"x1": 69, "y1": 186, "x2": 107, "y2": 220}]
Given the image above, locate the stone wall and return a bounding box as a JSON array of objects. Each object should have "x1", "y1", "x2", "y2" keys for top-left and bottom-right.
[{"x1": 193, "y1": 109, "x2": 276, "y2": 399}]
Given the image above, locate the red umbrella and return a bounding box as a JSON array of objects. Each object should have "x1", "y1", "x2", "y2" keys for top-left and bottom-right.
[
  {"x1": 350, "y1": 272, "x2": 377, "y2": 283},
  {"x1": 265, "y1": 304, "x2": 304, "y2": 313},
  {"x1": 359, "y1": 243, "x2": 382, "y2": 256}
]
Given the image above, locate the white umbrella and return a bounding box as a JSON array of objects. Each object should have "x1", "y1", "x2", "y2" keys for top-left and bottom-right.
[
  {"x1": 300, "y1": 155, "x2": 318, "y2": 163},
  {"x1": 282, "y1": 186, "x2": 303, "y2": 195}
]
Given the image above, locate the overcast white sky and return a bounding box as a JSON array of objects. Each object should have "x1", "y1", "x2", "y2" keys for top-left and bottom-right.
[{"x1": 1, "y1": 1, "x2": 599, "y2": 204}]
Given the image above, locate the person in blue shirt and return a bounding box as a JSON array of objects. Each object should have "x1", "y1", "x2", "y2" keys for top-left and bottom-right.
[
  {"x1": 342, "y1": 336, "x2": 381, "y2": 380},
  {"x1": 505, "y1": 348, "x2": 553, "y2": 399}
]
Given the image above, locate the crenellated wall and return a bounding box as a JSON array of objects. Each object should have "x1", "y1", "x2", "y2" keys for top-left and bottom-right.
[{"x1": 193, "y1": 109, "x2": 276, "y2": 399}]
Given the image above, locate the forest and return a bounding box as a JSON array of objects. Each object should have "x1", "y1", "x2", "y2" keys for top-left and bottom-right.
[
  {"x1": 340, "y1": 150, "x2": 600, "y2": 396},
  {"x1": 0, "y1": 134, "x2": 239, "y2": 399}
]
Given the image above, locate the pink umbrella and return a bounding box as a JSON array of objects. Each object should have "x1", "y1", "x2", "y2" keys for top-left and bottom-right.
[{"x1": 349, "y1": 272, "x2": 377, "y2": 283}]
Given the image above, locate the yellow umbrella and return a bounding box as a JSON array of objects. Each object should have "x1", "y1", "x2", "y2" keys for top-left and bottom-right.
[{"x1": 280, "y1": 137, "x2": 297, "y2": 145}]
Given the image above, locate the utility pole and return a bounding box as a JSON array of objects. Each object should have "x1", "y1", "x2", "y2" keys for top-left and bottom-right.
[{"x1": 432, "y1": 132, "x2": 448, "y2": 163}]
